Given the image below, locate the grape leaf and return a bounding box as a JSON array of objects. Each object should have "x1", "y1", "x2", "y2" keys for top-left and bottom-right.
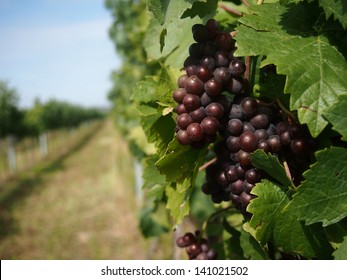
[
  {"x1": 248, "y1": 180, "x2": 332, "y2": 258},
  {"x1": 319, "y1": 0, "x2": 347, "y2": 29},
  {"x1": 147, "y1": 0, "x2": 170, "y2": 25},
  {"x1": 144, "y1": 0, "x2": 217, "y2": 68},
  {"x1": 165, "y1": 183, "x2": 191, "y2": 224},
  {"x1": 156, "y1": 138, "x2": 203, "y2": 183},
  {"x1": 235, "y1": 3, "x2": 347, "y2": 137},
  {"x1": 333, "y1": 236, "x2": 347, "y2": 260},
  {"x1": 323, "y1": 95, "x2": 347, "y2": 141},
  {"x1": 139, "y1": 205, "x2": 169, "y2": 237},
  {"x1": 181, "y1": 0, "x2": 218, "y2": 19},
  {"x1": 142, "y1": 156, "x2": 166, "y2": 200},
  {"x1": 240, "y1": 225, "x2": 270, "y2": 260},
  {"x1": 288, "y1": 147, "x2": 347, "y2": 226},
  {"x1": 251, "y1": 149, "x2": 293, "y2": 188}
]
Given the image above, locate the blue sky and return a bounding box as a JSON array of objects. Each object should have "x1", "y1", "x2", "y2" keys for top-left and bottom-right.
[{"x1": 0, "y1": 0, "x2": 121, "y2": 108}]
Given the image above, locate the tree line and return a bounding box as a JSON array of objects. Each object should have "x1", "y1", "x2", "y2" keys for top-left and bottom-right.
[{"x1": 0, "y1": 80, "x2": 106, "y2": 139}]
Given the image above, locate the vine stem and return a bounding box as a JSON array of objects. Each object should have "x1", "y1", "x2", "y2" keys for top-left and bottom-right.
[
  {"x1": 242, "y1": 0, "x2": 250, "y2": 7},
  {"x1": 198, "y1": 157, "x2": 217, "y2": 172},
  {"x1": 244, "y1": 56, "x2": 252, "y2": 83},
  {"x1": 218, "y1": 4, "x2": 243, "y2": 17},
  {"x1": 276, "y1": 98, "x2": 296, "y2": 122}
]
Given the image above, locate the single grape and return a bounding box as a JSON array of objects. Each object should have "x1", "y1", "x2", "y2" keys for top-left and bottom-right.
[
  {"x1": 175, "y1": 104, "x2": 188, "y2": 115},
  {"x1": 215, "y1": 50, "x2": 230, "y2": 67},
  {"x1": 186, "y1": 242, "x2": 202, "y2": 257},
  {"x1": 279, "y1": 131, "x2": 291, "y2": 146},
  {"x1": 258, "y1": 139, "x2": 271, "y2": 153},
  {"x1": 243, "y1": 180, "x2": 255, "y2": 194},
  {"x1": 190, "y1": 107, "x2": 206, "y2": 123},
  {"x1": 250, "y1": 114, "x2": 269, "y2": 129},
  {"x1": 200, "y1": 56, "x2": 216, "y2": 71},
  {"x1": 176, "y1": 236, "x2": 187, "y2": 248},
  {"x1": 239, "y1": 131, "x2": 258, "y2": 152},
  {"x1": 213, "y1": 67, "x2": 231, "y2": 85},
  {"x1": 235, "y1": 163, "x2": 246, "y2": 178},
  {"x1": 240, "y1": 97, "x2": 258, "y2": 118},
  {"x1": 177, "y1": 113, "x2": 193, "y2": 130},
  {"x1": 185, "y1": 64, "x2": 197, "y2": 76},
  {"x1": 184, "y1": 75, "x2": 204, "y2": 95},
  {"x1": 217, "y1": 171, "x2": 228, "y2": 187},
  {"x1": 230, "y1": 179, "x2": 244, "y2": 195},
  {"x1": 226, "y1": 78, "x2": 243, "y2": 95},
  {"x1": 242, "y1": 121, "x2": 256, "y2": 133},
  {"x1": 201, "y1": 41, "x2": 216, "y2": 56},
  {"x1": 177, "y1": 74, "x2": 188, "y2": 88},
  {"x1": 236, "y1": 150, "x2": 252, "y2": 167},
  {"x1": 290, "y1": 138, "x2": 307, "y2": 154},
  {"x1": 189, "y1": 43, "x2": 202, "y2": 58},
  {"x1": 268, "y1": 135, "x2": 282, "y2": 153},
  {"x1": 228, "y1": 59, "x2": 246, "y2": 77},
  {"x1": 226, "y1": 136, "x2": 240, "y2": 153},
  {"x1": 245, "y1": 168, "x2": 262, "y2": 184},
  {"x1": 240, "y1": 192, "x2": 253, "y2": 207},
  {"x1": 196, "y1": 65, "x2": 213, "y2": 82},
  {"x1": 225, "y1": 165, "x2": 238, "y2": 182},
  {"x1": 228, "y1": 118, "x2": 243, "y2": 136},
  {"x1": 183, "y1": 232, "x2": 197, "y2": 246},
  {"x1": 184, "y1": 56, "x2": 199, "y2": 68},
  {"x1": 183, "y1": 94, "x2": 201, "y2": 111},
  {"x1": 204, "y1": 78, "x2": 222, "y2": 97},
  {"x1": 205, "y1": 102, "x2": 224, "y2": 119},
  {"x1": 173, "y1": 88, "x2": 187, "y2": 104},
  {"x1": 255, "y1": 129, "x2": 269, "y2": 140},
  {"x1": 176, "y1": 130, "x2": 191, "y2": 145},
  {"x1": 275, "y1": 122, "x2": 289, "y2": 135},
  {"x1": 192, "y1": 24, "x2": 209, "y2": 43},
  {"x1": 215, "y1": 31, "x2": 234, "y2": 51},
  {"x1": 187, "y1": 123, "x2": 204, "y2": 142},
  {"x1": 200, "y1": 116, "x2": 219, "y2": 135},
  {"x1": 205, "y1": 18, "x2": 219, "y2": 37}
]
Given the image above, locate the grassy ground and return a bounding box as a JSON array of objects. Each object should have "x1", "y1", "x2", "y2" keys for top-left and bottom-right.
[{"x1": 0, "y1": 119, "x2": 172, "y2": 259}]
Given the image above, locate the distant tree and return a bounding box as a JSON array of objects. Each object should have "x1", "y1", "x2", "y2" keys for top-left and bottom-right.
[{"x1": 0, "y1": 80, "x2": 23, "y2": 137}]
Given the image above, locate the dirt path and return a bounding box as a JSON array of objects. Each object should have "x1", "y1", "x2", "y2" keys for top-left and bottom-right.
[{"x1": 0, "y1": 120, "x2": 149, "y2": 259}]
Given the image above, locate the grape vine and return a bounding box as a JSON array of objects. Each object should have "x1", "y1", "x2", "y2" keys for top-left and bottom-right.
[{"x1": 106, "y1": 0, "x2": 347, "y2": 260}]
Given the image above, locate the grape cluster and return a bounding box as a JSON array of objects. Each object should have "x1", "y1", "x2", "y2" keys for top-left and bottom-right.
[
  {"x1": 173, "y1": 19, "x2": 247, "y2": 148},
  {"x1": 173, "y1": 18, "x2": 313, "y2": 216},
  {"x1": 202, "y1": 96, "x2": 311, "y2": 215},
  {"x1": 176, "y1": 231, "x2": 217, "y2": 260}
]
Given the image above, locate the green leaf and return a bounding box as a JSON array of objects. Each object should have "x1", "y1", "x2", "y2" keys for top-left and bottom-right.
[
  {"x1": 144, "y1": 0, "x2": 217, "y2": 68},
  {"x1": 319, "y1": 0, "x2": 347, "y2": 29},
  {"x1": 142, "y1": 156, "x2": 167, "y2": 200},
  {"x1": 334, "y1": 236, "x2": 347, "y2": 260},
  {"x1": 251, "y1": 149, "x2": 293, "y2": 188},
  {"x1": 240, "y1": 225, "x2": 269, "y2": 260},
  {"x1": 248, "y1": 180, "x2": 332, "y2": 258},
  {"x1": 139, "y1": 204, "x2": 169, "y2": 238},
  {"x1": 156, "y1": 138, "x2": 203, "y2": 183},
  {"x1": 165, "y1": 183, "x2": 191, "y2": 224},
  {"x1": 181, "y1": 0, "x2": 218, "y2": 19},
  {"x1": 147, "y1": 0, "x2": 170, "y2": 25},
  {"x1": 288, "y1": 147, "x2": 347, "y2": 226},
  {"x1": 323, "y1": 95, "x2": 347, "y2": 141},
  {"x1": 235, "y1": 3, "x2": 347, "y2": 137}
]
